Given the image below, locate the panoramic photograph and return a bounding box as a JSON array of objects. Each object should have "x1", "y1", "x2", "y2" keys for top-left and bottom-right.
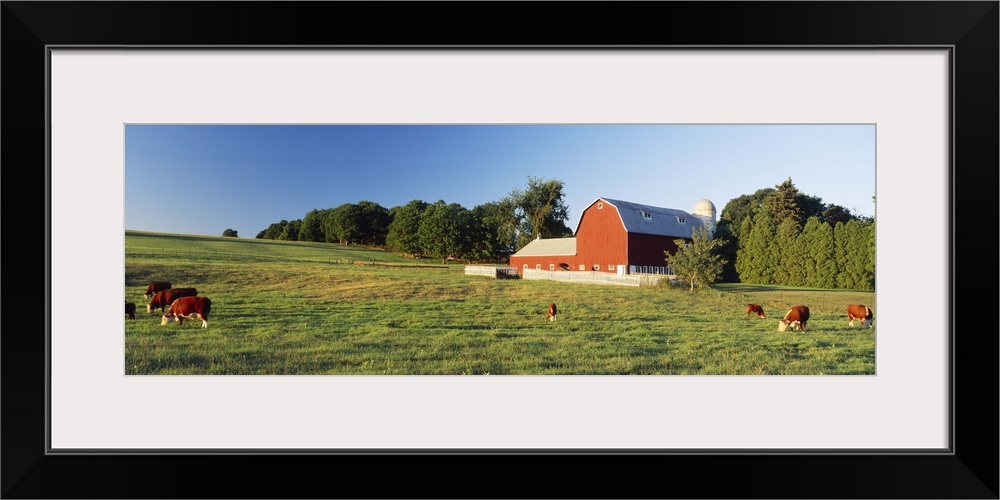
[{"x1": 124, "y1": 124, "x2": 876, "y2": 375}]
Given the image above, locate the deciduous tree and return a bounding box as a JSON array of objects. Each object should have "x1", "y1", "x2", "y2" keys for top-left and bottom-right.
[
  {"x1": 512, "y1": 176, "x2": 571, "y2": 249},
  {"x1": 260, "y1": 220, "x2": 288, "y2": 240},
  {"x1": 355, "y1": 200, "x2": 391, "y2": 246},
  {"x1": 665, "y1": 226, "x2": 728, "y2": 292},
  {"x1": 278, "y1": 219, "x2": 302, "y2": 241},
  {"x1": 325, "y1": 204, "x2": 362, "y2": 245},
  {"x1": 418, "y1": 200, "x2": 471, "y2": 264},
  {"x1": 386, "y1": 200, "x2": 428, "y2": 257},
  {"x1": 466, "y1": 200, "x2": 518, "y2": 262},
  {"x1": 298, "y1": 209, "x2": 327, "y2": 242}
]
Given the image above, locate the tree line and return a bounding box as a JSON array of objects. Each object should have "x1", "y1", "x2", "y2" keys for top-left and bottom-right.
[
  {"x1": 712, "y1": 178, "x2": 875, "y2": 290},
  {"x1": 251, "y1": 177, "x2": 572, "y2": 264},
  {"x1": 247, "y1": 176, "x2": 875, "y2": 290}
]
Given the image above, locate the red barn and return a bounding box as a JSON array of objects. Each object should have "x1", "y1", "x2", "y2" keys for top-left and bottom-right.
[{"x1": 509, "y1": 197, "x2": 717, "y2": 275}]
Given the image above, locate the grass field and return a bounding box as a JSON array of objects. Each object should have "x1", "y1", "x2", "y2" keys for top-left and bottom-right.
[{"x1": 125, "y1": 231, "x2": 876, "y2": 375}]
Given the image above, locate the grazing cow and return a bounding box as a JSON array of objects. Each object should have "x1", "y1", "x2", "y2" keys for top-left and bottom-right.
[
  {"x1": 143, "y1": 281, "x2": 172, "y2": 299},
  {"x1": 147, "y1": 287, "x2": 197, "y2": 313},
  {"x1": 746, "y1": 304, "x2": 766, "y2": 318},
  {"x1": 125, "y1": 301, "x2": 136, "y2": 320},
  {"x1": 547, "y1": 303, "x2": 557, "y2": 322},
  {"x1": 777, "y1": 305, "x2": 811, "y2": 332},
  {"x1": 161, "y1": 296, "x2": 212, "y2": 328},
  {"x1": 847, "y1": 304, "x2": 874, "y2": 328}
]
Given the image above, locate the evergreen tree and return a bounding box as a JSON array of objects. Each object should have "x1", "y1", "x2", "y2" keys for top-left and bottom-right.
[
  {"x1": 665, "y1": 226, "x2": 727, "y2": 292},
  {"x1": 764, "y1": 177, "x2": 804, "y2": 228},
  {"x1": 834, "y1": 220, "x2": 866, "y2": 289},
  {"x1": 833, "y1": 221, "x2": 852, "y2": 289},
  {"x1": 863, "y1": 220, "x2": 876, "y2": 290},
  {"x1": 836, "y1": 219, "x2": 876, "y2": 291},
  {"x1": 801, "y1": 217, "x2": 837, "y2": 288},
  {"x1": 736, "y1": 211, "x2": 779, "y2": 284},
  {"x1": 776, "y1": 218, "x2": 806, "y2": 286}
]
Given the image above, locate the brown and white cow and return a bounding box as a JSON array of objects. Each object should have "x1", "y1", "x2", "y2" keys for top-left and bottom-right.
[
  {"x1": 125, "y1": 300, "x2": 136, "y2": 320},
  {"x1": 147, "y1": 287, "x2": 197, "y2": 313},
  {"x1": 547, "y1": 303, "x2": 557, "y2": 322},
  {"x1": 777, "y1": 305, "x2": 810, "y2": 332},
  {"x1": 143, "y1": 281, "x2": 172, "y2": 299},
  {"x1": 746, "y1": 304, "x2": 766, "y2": 318},
  {"x1": 161, "y1": 296, "x2": 212, "y2": 328},
  {"x1": 847, "y1": 304, "x2": 874, "y2": 328}
]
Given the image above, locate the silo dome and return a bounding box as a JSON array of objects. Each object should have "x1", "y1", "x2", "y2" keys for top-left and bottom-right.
[
  {"x1": 691, "y1": 199, "x2": 717, "y2": 238},
  {"x1": 692, "y1": 199, "x2": 717, "y2": 220}
]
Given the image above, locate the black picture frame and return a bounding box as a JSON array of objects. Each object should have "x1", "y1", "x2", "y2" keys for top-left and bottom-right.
[{"x1": 3, "y1": 2, "x2": 997, "y2": 498}]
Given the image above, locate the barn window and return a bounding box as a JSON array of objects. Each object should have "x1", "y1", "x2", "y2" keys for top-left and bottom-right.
[
  {"x1": 608, "y1": 264, "x2": 614, "y2": 271},
  {"x1": 642, "y1": 211, "x2": 652, "y2": 220},
  {"x1": 597, "y1": 202, "x2": 603, "y2": 209},
  {"x1": 536, "y1": 264, "x2": 541, "y2": 270},
  {"x1": 593, "y1": 264, "x2": 600, "y2": 271},
  {"x1": 579, "y1": 265, "x2": 586, "y2": 271},
  {"x1": 549, "y1": 264, "x2": 555, "y2": 271},
  {"x1": 523, "y1": 264, "x2": 528, "y2": 270},
  {"x1": 675, "y1": 216, "x2": 686, "y2": 223}
]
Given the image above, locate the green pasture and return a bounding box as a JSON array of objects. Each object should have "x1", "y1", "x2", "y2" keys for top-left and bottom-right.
[{"x1": 125, "y1": 231, "x2": 876, "y2": 375}]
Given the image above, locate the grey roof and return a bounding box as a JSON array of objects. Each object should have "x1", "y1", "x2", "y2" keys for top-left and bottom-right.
[
  {"x1": 594, "y1": 198, "x2": 707, "y2": 238},
  {"x1": 511, "y1": 237, "x2": 577, "y2": 257}
]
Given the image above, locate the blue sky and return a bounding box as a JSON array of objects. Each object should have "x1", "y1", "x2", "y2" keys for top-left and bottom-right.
[{"x1": 125, "y1": 124, "x2": 875, "y2": 238}]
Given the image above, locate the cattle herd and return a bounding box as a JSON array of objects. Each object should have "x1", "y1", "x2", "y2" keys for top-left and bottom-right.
[
  {"x1": 543, "y1": 301, "x2": 871, "y2": 332},
  {"x1": 745, "y1": 303, "x2": 873, "y2": 332},
  {"x1": 129, "y1": 282, "x2": 871, "y2": 334},
  {"x1": 126, "y1": 281, "x2": 212, "y2": 328}
]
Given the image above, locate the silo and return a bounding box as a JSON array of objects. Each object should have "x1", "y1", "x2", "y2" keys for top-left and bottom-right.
[{"x1": 691, "y1": 199, "x2": 717, "y2": 238}]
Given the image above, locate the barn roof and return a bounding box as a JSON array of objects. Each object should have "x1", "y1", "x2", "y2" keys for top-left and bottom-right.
[
  {"x1": 511, "y1": 237, "x2": 577, "y2": 257},
  {"x1": 587, "y1": 198, "x2": 708, "y2": 238}
]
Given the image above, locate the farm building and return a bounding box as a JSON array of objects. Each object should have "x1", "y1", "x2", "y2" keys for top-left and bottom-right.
[{"x1": 509, "y1": 197, "x2": 717, "y2": 276}]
